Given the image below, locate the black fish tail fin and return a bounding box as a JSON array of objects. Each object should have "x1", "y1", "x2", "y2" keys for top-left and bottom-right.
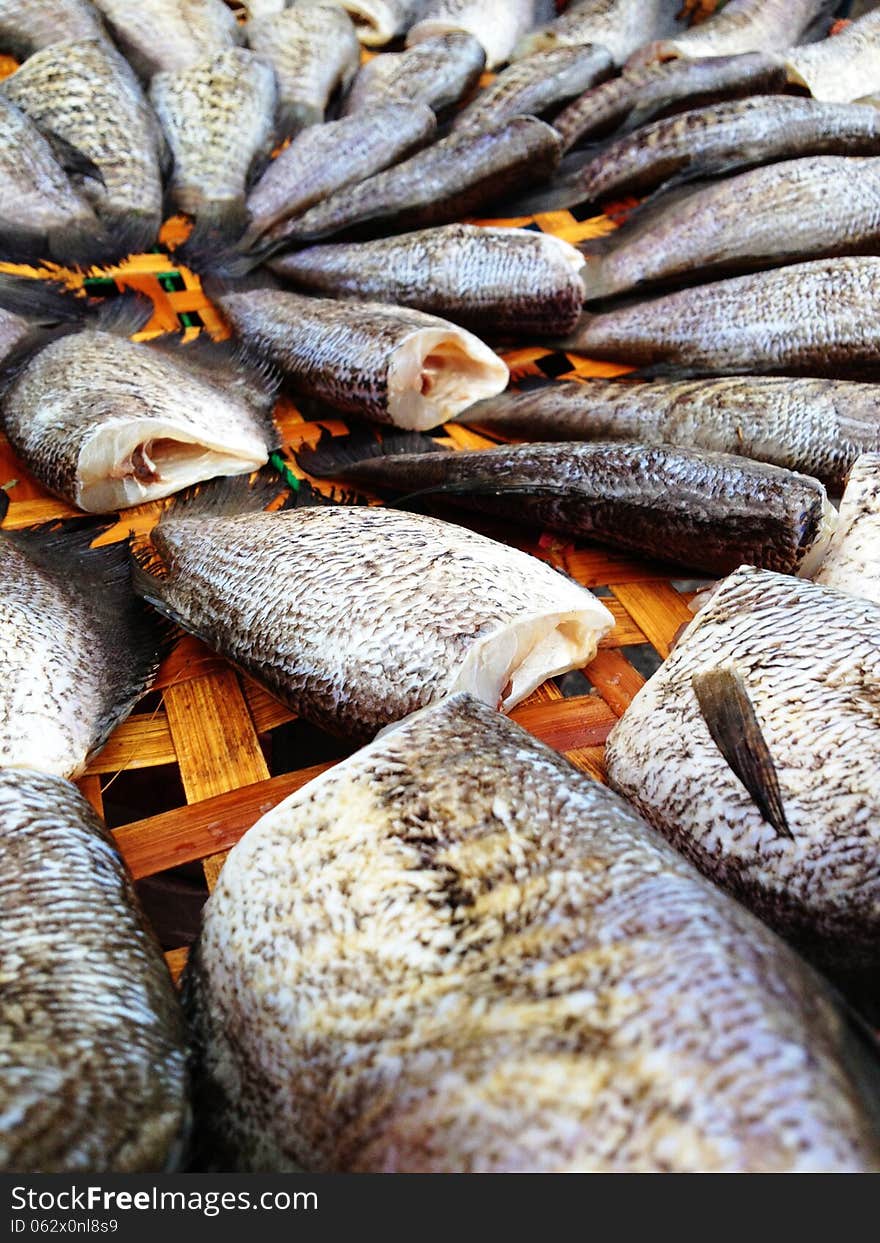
[
  {"x1": 295, "y1": 426, "x2": 443, "y2": 479},
  {"x1": 501, "y1": 145, "x2": 604, "y2": 216},
  {"x1": 92, "y1": 289, "x2": 156, "y2": 337},
  {"x1": 692, "y1": 665, "x2": 793, "y2": 839},
  {"x1": 176, "y1": 198, "x2": 250, "y2": 272},
  {"x1": 0, "y1": 272, "x2": 82, "y2": 324},
  {"x1": 44, "y1": 130, "x2": 105, "y2": 185}
]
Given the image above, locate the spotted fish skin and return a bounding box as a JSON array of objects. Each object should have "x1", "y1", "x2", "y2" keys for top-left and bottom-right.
[
  {"x1": 605, "y1": 566, "x2": 880, "y2": 973},
  {"x1": 342, "y1": 31, "x2": 486, "y2": 115},
  {"x1": 185, "y1": 692, "x2": 880, "y2": 1173},
  {"x1": 0, "y1": 0, "x2": 104, "y2": 59},
  {"x1": 270, "y1": 224, "x2": 586, "y2": 338},
  {"x1": 92, "y1": 0, "x2": 241, "y2": 78},
  {"x1": 133, "y1": 497, "x2": 612, "y2": 739},
  {"x1": 451, "y1": 44, "x2": 613, "y2": 135},
  {"x1": 270, "y1": 115, "x2": 562, "y2": 245},
  {"x1": 406, "y1": 0, "x2": 535, "y2": 70},
  {"x1": 0, "y1": 97, "x2": 109, "y2": 266},
  {"x1": 150, "y1": 48, "x2": 278, "y2": 257},
  {"x1": 0, "y1": 38, "x2": 165, "y2": 258},
  {"x1": 0, "y1": 512, "x2": 166, "y2": 779},
  {"x1": 301, "y1": 438, "x2": 837, "y2": 578},
  {"x1": 460, "y1": 376, "x2": 880, "y2": 492},
  {"x1": 245, "y1": 103, "x2": 436, "y2": 245},
  {"x1": 553, "y1": 51, "x2": 788, "y2": 151},
  {"x1": 247, "y1": 4, "x2": 360, "y2": 136},
  {"x1": 580, "y1": 156, "x2": 880, "y2": 301},
  {"x1": 785, "y1": 11, "x2": 880, "y2": 103},
  {"x1": 522, "y1": 97, "x2": 880, "y2": 214},
  {"x1": 514, "y1": 0, "x2": 682, "y2": 65},
  {"x1": 214, "y1": 286, "x2": 508, "y2": 428},
  {"x1": 562, "y1": 256, "x2": 880, "y2": 377},
  {"x1": 0, "y1": 769, "x2": 189, "y2": 1174},
  {"x1": 629, "y1": 0, "x2": 836, "y2": 67},
  {"x1": 2, "y1": 328, "x2": 278, "y2": 512},
  {"x1": 815, "y1": 454, "x2": 880, "y2": 605}
]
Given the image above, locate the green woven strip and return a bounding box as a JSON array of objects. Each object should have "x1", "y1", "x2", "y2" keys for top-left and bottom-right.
[{"x1": 270, "y1": 452, "x2": 301, "y2": 492}]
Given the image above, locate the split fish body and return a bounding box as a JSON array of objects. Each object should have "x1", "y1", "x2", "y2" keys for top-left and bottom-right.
[
  {"x1": 605, "y1": 565, "x2": 880, "y2": 972},
  {"x1": 0, "y1": 768, "x2": 189, "y2": 1173},
  {"x1": 296, "y1": 436, "x2": 838, "y2": 578},
  {"x1": 132, "y1": 484, "x2": 613, "y2": 740},
  {"x1": 460, "y1": 376, "x2": 880, "y2": 492},
  {"x1": 185, "y1": 692, "x2": 880, "y2": 1172},
  {"x1": 0, "y1": 38, "x2": 165, "y2": 258},
  {"x1": 247, "y1": 4, "x2": 360, "y2": 135},
  {"x1": 335, "y1": 0, "x2": 427, "y2": 46},
  {"x1": 341, "y1": 32, "x2": 486, "y2": 116},
  {"x1": 214, "y1": 285, "x2": 508, "y2": 428},
  {"x1": 269, "y1": 223, "x2": 587, "y2": 338},
  {"x1": 815, "y1": 453, "x2": 880, "y2": 605},
  {"x1": 785, "y1": 11, "x2": 880, "y2": 103},
  {"x1": 629, "y1": 0, "x2": 836, "y2": 68},
  {"x1": 561, "y1": 256, "x2": 880, "y2": 378},
  {"x1": 406, "y1": 0, "x2": 535, "y2": 70}
]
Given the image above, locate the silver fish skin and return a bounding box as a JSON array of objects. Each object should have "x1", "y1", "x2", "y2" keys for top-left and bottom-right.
[
  {"x1": 335, "y1": 0, "x2": 427, "y2": 45},
  {"x1": 513, "y1": 96, "x2": 880, "y2": 215},
  {"x1": 605, "y1": 565, "x2": 880, "y2": 972},
  {"x1": 553, "y1": 51, "x2": 789, "y2": 151},
  {"x1": 297, "y1": 436, "x2": 837, "y2": 578},
  {"x1": 629, "y1": 0, "x2": 836, "y2": 68},
  {"x1": 215, "y1": 286, "x2": 507, "y2": 428},
  {"x1": 0, "y1": 0, "x2": 104, "y2": 59},
  {"x1": 132, "y1": 491, "x2": 612, "y2": 740},
  {"x1": 92, "y1": 0, "x2": 242, "y2": 78},
  {"x1": 0, "y1": 273, "x2": 84, "y2": 365},
  {"x1": 0, "y1": 769, "x2": 189, "y2": 1174},
  {"x1": 785, "y1": 11, "x2": 880, "y2": 103},
  {"x1": 460, "y1": 376, "x2": 880, "y2": 492},
  {"x1": 247, "y1": 4, "x2": 360, "y2": 136},
  {"x1": 150, "y1": 49, "x2": 277, "y2": 259},
  {"x1": 0, "y1": 97, "x2": 110, "y2": 266},
  {"x1": 270, "y1": 224, "x2": 586, "y2": 338},
  {"x1": 451, "y1": 43, "x2": 613, "y2": 135},
  {"x1": 244, "y1": 103, "x2": 436, "y2": 244},
  {"x1": 185, "y1": 691, "x2": 880, "y2": 1173},
  {"x1": 2, "y1": 327, "x2": 278, "y2": 513},
  {"x1": 0, "y1": 506, "x2": 166, "y2": 778},
  {"x1": 580, "y1": 155, "x2": 880, "y2": 301},
  {"x1": 406, "y1": 0, "x2": 535, "y2": 69},
  {"x1": 341, "y1": 32, "x2": 486, "y2": 116},
  {"x1": 0, "y1": 39, "x2": 165, "y2": 259},
  {"x1": 815, "y1": 453, "x2": 880, "y2": 604},
  {"x1": 269, "y1": 115, "x2": 562, "y2": 246},
  {"x1": 562, "y1": 256, "x2": 880, "y2": 378},
  {"x1": 514, "y1": 0, "x2": 683, "y2": 65}
]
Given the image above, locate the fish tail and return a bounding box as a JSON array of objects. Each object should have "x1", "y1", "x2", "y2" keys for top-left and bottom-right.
[
  {"x1": 43, "y1": 130, "x2": 105, "y2": 185},
  {"x1": 100, "y1": 207, "x2": 163, "y2": 263},
  {"x1": 502, "y1": 145, "x2": 602, "y2": 216},
  {"x1": 0, "y1": 271, "x2": 82, "y2": 325},
  {"x1": 295, "y1": 426, "x2": 444, "y2": 479},
  {"x1": 5, "y1": 519, "x2": 170, "y2": 762},
  {"x1": 176, "y1": 198, "x2": 250, "y2": 272},
  {"x1": 154, "y1": 466, "x2": 301, "y2": 524},
  {"x1": 91, "y1": 290, "x2": 156, "y2": 337}
]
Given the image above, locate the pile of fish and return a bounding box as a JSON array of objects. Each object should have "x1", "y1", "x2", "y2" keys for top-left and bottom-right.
[{"x1": 2, "y1": 0, "x2": 880, "y2": 1176}]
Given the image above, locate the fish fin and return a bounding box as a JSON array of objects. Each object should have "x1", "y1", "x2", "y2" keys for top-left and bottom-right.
[
  {"x1": 4, "y1": 520, "x2": 169, "y2": 759},
  {"x1": 176, "y1": 198, "x2": 250, "y2": 271},
  {"x1": 91, "y1": 290, "x2": 156, "y2": 338},
  {"x1": 692, "y1": 666, "x2": 793, "y2": 840},
  {"x1": 295, "y1": 426, "x2": 444, "y2": 478},
  {"x1": 0, "y1": 272, "x2": 82, "y2": 324},
  {"x1": 155, "y1": 466, "x2": 292, "y2": 524},
  {"x1": 44, "y1": 130, "x2": 105, "y2": 185}
]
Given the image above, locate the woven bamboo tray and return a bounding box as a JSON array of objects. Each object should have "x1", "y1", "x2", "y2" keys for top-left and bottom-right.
[{"x1": 0, "y1": 72, "x2": 709, "y2": 981}]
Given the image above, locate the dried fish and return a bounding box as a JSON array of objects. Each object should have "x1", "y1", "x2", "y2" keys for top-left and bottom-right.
[
  {"x1": 785, "y1": 10, "x2": 880, "y2": 103},
  {"x1": 341, "y1": 31, "x2": 486, "y2": 116},
  {"x1": 132, "y1": 478, "x2": 613, "y2": 739},
  {"x1": 629, "y1": 0, "x2": 836, "y2": 68},
  {"x1": 185, "y1": 692, "x2": 880, "y2": 1172},
  {"x1": 815, "y1": 453, "x2": 880, "y2": 604},
  {"x1": 337, "y1": 0, "x2": 427, "y2": 45},
  {"x1": 407, "y1": 0, "x2": 535, "y2": 70},
  {"x1": 514, "y1": 0, "x2": 682, "y2": 65},
  {"x1": 0, "y1": 0, "x2": 104, "y2": 60},
  {"x1": 91, "y1": 0, "x2": 241, "y2": 78},
  {"x1": 269, "y1": 223, "x2": 586, "y2": 338}
]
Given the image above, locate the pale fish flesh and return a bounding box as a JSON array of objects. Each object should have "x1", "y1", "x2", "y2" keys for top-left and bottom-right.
[
  {"x1": 815, "y1": 453, "x2": 880, "y2": 604},
  {"x1": 785, "y1": 10, "x2": 880, "y2": 103},
  {"x1": 406, "y1": 0, "x2": 535, "y2": 69}
]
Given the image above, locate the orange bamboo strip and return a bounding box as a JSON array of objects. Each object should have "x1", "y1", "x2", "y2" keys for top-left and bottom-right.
[
  {"x1": 610, "y1": 581, "x2": 694, "y2": 660},
  {"x1": 164, "y1": 947, "x2": 190, "y2": 986},
  {"x1": 510, "y1": 694, "x2": 616, "y2": 752},
  {"x1": 76, "y1": 775, "x2": 105, "y2": 818},
  {"x1": 585, "y1": 649, "x2": 646, "y2": 718},
  {"x1": 86, "y1": 712, "x2": 176, "y2": 775},
  {"x1": 564, "y1": 746, "x2": 608, "y2": 784}
]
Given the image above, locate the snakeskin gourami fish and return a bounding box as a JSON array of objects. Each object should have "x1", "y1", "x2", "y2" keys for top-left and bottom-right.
[
  {"x1": 514, "y1": 0, "x2": 683, "y2": 65},
  {"x1": 406, "y1": 0, "x2": 535, "y2": 70},
  {"x1": 184, "y1": 692, "x2": 880, "y2": 1172},
  {"x1": 91, "y1": 0, "x2": 241, "y2": 78},
  {"x1": 341, "y1": 32, "x2": 485, "y2": 116},
  {"x1": 628, "y1": 0, "x2": 836, "y2": 68}
]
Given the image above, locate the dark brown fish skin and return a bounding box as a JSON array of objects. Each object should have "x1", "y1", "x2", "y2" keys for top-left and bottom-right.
[
  {"x1": 269, "y1": 223, "x2": 586, "y2": 338},
  {"x1": 0, "y1": 768, "x2": 189, "y2": 1173},
  {"x1": 268, "y1": 115, "x2": 563, "y2": 247},
  {"x1": 580, "y1": 155, "x2": 880, "y2": 301},
  {"x1": 561, "y1": 256, "x2": 880, "y2": 378},
  {"x1": 341, "y1": 31, "x2": 486, "y2": 116},
  {"x1": 298, "y1": 437, "x2": 836, "y2": 578},
  {"x1": 629, "y1": 0, "x2": 837, "y2": 69},
  {"x1": 0, "y1": 0, "x2": 104, "y2": 59},
  {"x1": 553, "y1": 51, "x2": 789, "y2": 151},
  {"x1": 459, "y1": 376, "x2": 880, "y2": 492},
  {"x1": 451, "y1": 44, "x2": 614, "y2": 136},
  {"x1": 518, "y1": 96, "x2": 880, "y2": 215}
]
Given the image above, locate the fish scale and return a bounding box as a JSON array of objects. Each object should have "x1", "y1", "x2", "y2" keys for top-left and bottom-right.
[
  {"x1": 341, "y1": 31, "x2": 485, "y2": 115},
  {"x1": 406, "y1": 0, "x2": 535, "y2": 70},
  {"x1": 0, "y1": 769, "x2": 189, "y2": 1173},
  {"x1": 184, "y1": 693, "x2": 880, "y2": 1172},
  {"x1": 0, "y1": 0, "x2": 103, "y2": 60},
  {"x1": 91, "y1": 0, "x2": 241, "y2": 78},
  {"x1": 514, "y1": 0, "x2": 683, "y2": 65},
  {"x1": 605, "y1": 566, "x2": 880, "y2": 972},
  {"x1": 629, "y1": 0, "x2": 836, "y2": 67}
]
